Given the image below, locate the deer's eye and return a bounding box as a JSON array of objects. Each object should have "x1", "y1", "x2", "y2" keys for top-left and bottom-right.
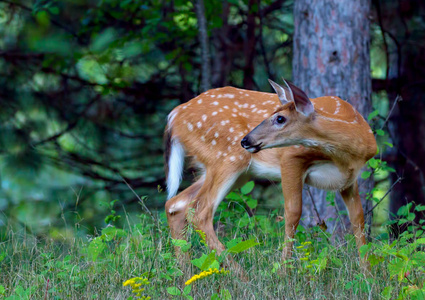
[{"x1": 276, "y1": 115, "x2": 286, "y2": 124}]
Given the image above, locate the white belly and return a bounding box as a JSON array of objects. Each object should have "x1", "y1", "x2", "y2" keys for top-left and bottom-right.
[
  {"x1": 304, "y1": 162, "x2": 348, "y2": 191},
  {"x1": 248, "y1": 159, "x2": 350, "y2": 191},
  {"x1": 249, "y1": 159, "x2": 281, "y2": 180}
]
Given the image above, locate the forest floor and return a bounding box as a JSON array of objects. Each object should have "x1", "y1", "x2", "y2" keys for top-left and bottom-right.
[{"x1": 1, "y1": 197, "x2": 424, "y2": 300}]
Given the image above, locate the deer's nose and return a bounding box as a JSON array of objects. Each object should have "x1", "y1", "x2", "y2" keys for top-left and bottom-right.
[{"x1": 241, "y1": 137, "x2": 251, "y2": 148}]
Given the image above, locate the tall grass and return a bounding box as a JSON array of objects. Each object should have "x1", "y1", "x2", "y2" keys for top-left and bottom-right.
[{"x1": 2, "y1": 207, "x2": 423, "y2": 300}]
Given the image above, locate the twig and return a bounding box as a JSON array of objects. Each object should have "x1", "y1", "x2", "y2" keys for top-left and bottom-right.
[
  {"x1": 120, "y1": 176, "x2": 162, "y2": 232},
  {"x1": 306, "y1": 187, "x2": 323, "y2": 224},
  {"x1": 379, "y1": 94, "x2": 402, "y2": 131},
  {"x1": 365, "y1": 177, "x2": 402, "y2": 216}
]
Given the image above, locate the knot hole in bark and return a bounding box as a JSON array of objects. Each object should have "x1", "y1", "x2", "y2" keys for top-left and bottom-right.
[{"x1": 329, "y1": 51, "x2": 340, "y2": 63}]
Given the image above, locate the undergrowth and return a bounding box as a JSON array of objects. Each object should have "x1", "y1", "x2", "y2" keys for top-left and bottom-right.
[{"x1": 0, "y1": 184, "x2": 424, "y2": 299}]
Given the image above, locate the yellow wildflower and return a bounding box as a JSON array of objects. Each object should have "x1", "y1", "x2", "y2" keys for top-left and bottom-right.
[
  {"x1": 123, "y1": 276, "x2": 150, "y2": 299},
  {"x1": 185, "y1": 268, "x2": 229, "y2": 285}
]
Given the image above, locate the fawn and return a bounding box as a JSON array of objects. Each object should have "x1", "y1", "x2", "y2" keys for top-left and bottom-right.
[{"x1": 164, "y1": 79, "x2": 377, "y2": 263}]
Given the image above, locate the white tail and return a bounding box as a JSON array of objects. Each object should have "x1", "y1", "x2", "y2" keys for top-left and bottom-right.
[
  {"x1": 165, "y1": 130, "x2": 185, "y2": 200},
  {"x1": 164, "y1": 79, "x2": 377, "y2": 266}
]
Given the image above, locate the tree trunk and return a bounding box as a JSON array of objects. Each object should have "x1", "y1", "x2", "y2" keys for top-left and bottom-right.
[
  {"x1": 195, "y1": 0, "x2": 211, "y2": 92},
  {"x1": 293, "y1": 0, "x2": 373, "y2": 233}
]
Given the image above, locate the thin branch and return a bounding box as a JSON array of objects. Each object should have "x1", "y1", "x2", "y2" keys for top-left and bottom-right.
[
  {"x1": 120, "y1": 176, "x2": 161, "y2": 232},
  {"x1": 365, "y1": 177, "x2": 402, "y2": 216},
  {"x1": 379, "y1": 94, "x2": 402, "y2": 131},
  {"x1": 306, "y1": 187, "x2": 323, "y2": 224}
]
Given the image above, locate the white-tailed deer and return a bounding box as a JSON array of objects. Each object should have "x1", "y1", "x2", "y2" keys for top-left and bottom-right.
[{"x1": 164, "y1": 79, "x2": 377, "y2": 263}]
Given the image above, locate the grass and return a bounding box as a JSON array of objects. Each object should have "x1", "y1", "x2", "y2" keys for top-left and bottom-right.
[{"x1": 1, "y1": 205, "x2": 424, "y2": 300}]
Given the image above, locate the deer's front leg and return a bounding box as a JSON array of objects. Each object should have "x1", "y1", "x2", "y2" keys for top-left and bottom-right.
[{"x1": 281, "y1": 161, "x2": 304, "y2": 261}]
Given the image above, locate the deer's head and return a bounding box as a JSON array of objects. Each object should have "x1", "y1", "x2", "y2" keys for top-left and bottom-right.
[{"x1": 241, "y1": 79, "x2": 315, "y2": 153}]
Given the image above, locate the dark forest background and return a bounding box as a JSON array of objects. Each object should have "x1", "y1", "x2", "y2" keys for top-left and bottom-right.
[{"x1": 0, "y1": 0, "x2": 424, "y2": 238}]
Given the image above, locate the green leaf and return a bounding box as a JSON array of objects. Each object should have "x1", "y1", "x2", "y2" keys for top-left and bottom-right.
[
  {"x1": 381, "y1": 286, "x2": 393, "y2": 300},
  {"x1": 226, "y1": 192, "x2": 241, "y2": 200},
  {"x1": 220, "y1": 289, "x2": 232, "y2": 300},
  {"x1": 415, "y1": 204, "x2": 425, "y2": 212},
  {"x1": 384, "y1": 142, "x2": 393, "y2": 148},
  {"x1": 172, "y1": 239, "x2": 188, "y2": 247},
  {"x1": 87, "y1": 237, "x2": 106, "y2": 262},
  {"x1": 101, "y1": 226, "x2": 127, "y2": 241},
  {"x1": 397, "y1": 204, "x2": 412, "y2": 216},
  {"x1": 368, "y1": 110, "x2": 379, "y2": 121},
  {"x1": 0, "y1": 285, "x2": 4, "y2": 295},
  {"x1": 227, "y1": 239, "x2": 259, "y2": 254},
  {"x1": 183, "y1": 285, "x2": 191, "y2": 295},
  {"x1": 211, "y1": 294, "x2": 220, "y2": 300},
  {"x1": 368, "y1": 158, "x2": 379, "y2": 169},
  {"x1": 359, "y1": 243, "x2": 371, "y2": 258},
  {"x1": 416, "y1": 238, "x2": 425, "y2": 244},
  {"x1": 167, "y1": 287, "x2": 181, "y2": 296},
  {"x1": 246, "y1": 198, "x2": 257, "y2": 209},
  {"x1": 200, "y1": 251, "x2": 218, "y2": 270},
  {"x1": 407, "y1": 212, "x2": 416, "y2": 221},
  {"x1": 361, "y1": 171, "x2": 371, "y2": 179},
  {"x1": 91, "y1": 28, "x2": 117, "y2": 53},
  {"x1": 376, "y1": 129, "x2": 385, "y2": 136},
  {"x1": 241, "y1": 181, "x2": 254, "y2": 195}
]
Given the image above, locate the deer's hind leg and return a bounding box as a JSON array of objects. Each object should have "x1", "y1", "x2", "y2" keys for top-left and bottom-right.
[
  {"x1": 191, "y1": 166, "x2": 243, "y2": 254},
  {"x1": 165, "y1": 177, "x2": 204, "y2": 263}
]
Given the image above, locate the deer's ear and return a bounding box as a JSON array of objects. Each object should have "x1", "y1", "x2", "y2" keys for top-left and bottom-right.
[
  {"x1": 268, "y1": 79, "x2": 293, "y2": 105},
  {"x1": 284, "y1": 79, "x2": 314, "y2": 116}
]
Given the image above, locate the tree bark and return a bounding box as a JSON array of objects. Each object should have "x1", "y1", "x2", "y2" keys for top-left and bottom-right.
[
  {"x1": 293, "y1": 0, "x2": 373, "y2": 233},
  {"x1": 195, "y1": 0, "x2": 211, "y2": 92}
]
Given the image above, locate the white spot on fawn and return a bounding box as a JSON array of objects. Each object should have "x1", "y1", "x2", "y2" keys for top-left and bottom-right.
[
  {"x1": 221, "y1": 121, "x2": 226, "y2": 126},
  {"x1": 210, "y1": 94, "x2": 216, "y2": 98},
  {"x1": 197, "y1": 122, "x2": 202, "y2": 128},
  {"x1": 229, "y1": 127, "x2": 234, "y2": 132},
  {"x1": 212, "y1": 101, "x2": 219, "y2": 105},
  {"x1": 230, "y1": 156, "x2": 236, "y2": 162},
  {"x1": 263, "y1": 114, "x2": 269, "y2": 118},
  {"x1": 212, "y1": 140, "x2": 217, "y2": 145},
  {"x1": 234, "y1": 101, "x2": 239, "y2": 105},
  {"x1": 202, "y1": 114, "x2": 207, "y2": 121},
  {"x1": 198, "y1": 99, "x2": 203, "y2": 104},
  {"x1": 187, "y1": 123, "x2": 193, "y2": 131},
  {"x1": 212, "y1": 111, "x2": 218, "y2": 116},
  {"x1": 214, "y1": 132, "x2": 219, "y2": 138},
  {"x1": 201, "y1": 136, "x2": 205, "y2": 141},
  {"x1": 224, "y1": 106, "x2": 229, "y2": 109},
  {"x1": 223, "y1": 94, "x2": 235, "y2": 98},
  {"x1": 219, "y1": 108, "x2": 223, "y2": 112},
  {"x1": 232, "y1": 108, "x2": 238, "y2": 112},
  {"x1": 232, "y1": 114, "x2": 237, "y2": 117},
  {"x1": 252, "y1": 108, "x2": 257, "y2": 112},
  {"x1": 239, "y1": 155, "x2": 243, "y2": 160}
]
